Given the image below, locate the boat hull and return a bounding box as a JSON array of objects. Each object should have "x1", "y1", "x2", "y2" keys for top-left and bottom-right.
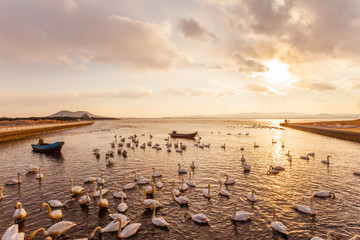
[
  {"x1": 170, "y1": 131, "x2": 198, "y2": 139},
  {"x1": 31, "y1": 142, "x2": 64, "y2": 153}
]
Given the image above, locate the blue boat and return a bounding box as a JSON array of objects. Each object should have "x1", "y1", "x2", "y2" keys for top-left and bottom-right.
[{"x1": 31, "y1": 141, "x2": 65, "y2": 153}]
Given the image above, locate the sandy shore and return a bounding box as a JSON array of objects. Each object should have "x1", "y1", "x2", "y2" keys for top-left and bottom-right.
[{"x1": 280, "y1": 119, "x2": 360, "y2": 142}]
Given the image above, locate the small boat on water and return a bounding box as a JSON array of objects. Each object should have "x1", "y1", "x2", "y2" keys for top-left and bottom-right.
[
  {"x1": 169, "y1": 131, "x2": 198, "y2": 139},
  {"x1": 31, "y1": 139, "x2": 64, "y2": 153}
]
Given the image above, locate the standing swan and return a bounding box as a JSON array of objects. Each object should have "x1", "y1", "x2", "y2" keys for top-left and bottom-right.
[
  {"x1": 151, "y1": 203, "x2": 169, "y2": 227},
  {"x1": 28, "y1": 221, "x2": 76, "y2": 239},
  {"x1": 203, "y1": 184, "x2": 211, "y2": 198},
  {"x1": 97, "y1": 187, "x2": 108, "y2": 208},
  {"x1": 271, "y1": 208, "x2": 288, "y2": 235},
  {"x1": 13, "y1": 202, "x2": 26, "y2": 222},
  {"x1": 115, "y1": 217, "x2": 141, "y2": 238},
  {"x1": 218, "y1": 180, "x2": 229, "y2": 197},
  {"x1": 41, "y1": 203, "x2": 62, "y2": 221},
  {"x1": 293, "y1": 197, "x2": 318, "y2": 215},
  {"x1": 5, "y1": 173, "x2": 21, "y2": 185},
  {"x1": 230, "y1": 201, "x2": 253, "y2": 221},
  {"x1": 1, "y1": 224, "x2": 24, "y2": 240},
  {"x1": 69, "y1": 178, "x2": 84, "y2": 195}
]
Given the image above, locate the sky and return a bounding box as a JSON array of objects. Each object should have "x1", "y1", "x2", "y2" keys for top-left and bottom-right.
[{"x1": 1, "y1": 0, "x2": 360, "y2": 118}]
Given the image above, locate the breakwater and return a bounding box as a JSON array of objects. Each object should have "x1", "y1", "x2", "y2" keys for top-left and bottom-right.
[
  {"x1": 0, "y1": 121, "x2": 94, "y2": 142},
  {"x1": 280, "y1": 123, "x2": 360, "y2": 142}
]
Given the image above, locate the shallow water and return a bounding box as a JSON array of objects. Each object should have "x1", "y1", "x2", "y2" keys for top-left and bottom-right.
[{"x1": 0, "y1": 119, "x2": 360, "y2": 239}]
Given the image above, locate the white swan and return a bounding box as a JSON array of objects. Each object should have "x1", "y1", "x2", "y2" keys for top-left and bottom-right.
[
  {"x1": 137, "y1": 176, "x2": 151, "y2": 185},
  {"x1": 247, "y1": 190, "x2": 257, "y2": 202},
  {"x1": 152, "y1": 168, "x2": 162, "y2": 178},
  {"x1": 0, "y1": 186, "x2": 5, "y2": 199},
  {"x1": 41, "y1": 203, "x2": 62, "y2": 221},
  {"x1": 117, "y1": 194, "x2": 127, "y2": 212},
  {"x1": 311, "y1": 230, "x2": 339, "y2": 240},
  {"x1": 123, "y1": 176, "x2": 136, "y2": 190},
  {"x1": 186, "y1": 172, "x2": 196, "y2": 187},
  {"x1": 230, "y1": 201, "x2": 253, "y2": 221},
  {"x1": 267, "y1": 166, "x2": 279, "y2": 174},
  {"x1": 13, "y1": 202, "x2": 26, "y2": 222},
  {"x1": 109, "y1": 213, "x2": 129, "y2": 222},
  {"x1": 172, "y1": 191, "x2": 189, "y2": 205},
  {"x1": 300, "y1": 154, "x2": 310, "y2": 160},
  {"x1": 287, "y1": 155, "x2": 293, "y2": 162},
  {"x1": 151, "y1": 203, "x2": 169, "y2": 227},
  {"x1": 48, "y1": 198, "x2": 75, "y2": 208},
  {"x1": 115, "y1": 217, "x2": 141, "y2": 238},
  {"x1": 179, "y1": 178, "x2": 188, "y2": 191},
  {"x1": 221, "y1": 143, "x2": 226, "y2": 149},
  {"x1": 35, "y1": 168, "x2": 43, "y2": 179},
  {"x1": 190, "y1": 161, "x2": 195, "y2": 169},
  {"x1": 25, "y1": 165, "x2": 39, "y2": 173},
  {"x1": 28, "y1": 221, "x2": 76, "y2": 239},
  {"x1": 155, "y1": 180, "x2": 163, "y2": 189},
  {"x1": 172, "y1": 181, "x2": 180, "y2": 196},
  {"x1": 177, "y1": 163, "x2": 187, "y2": 174},
  {"x1": 92, "y1": 182, "x2": 109, "y2": 197},
  {"x1": 314, "y1": 190, "x2": 335, "y2": 198},
  {"x1": 321, "y1": 155, "x2": 331, "y2": 164},
  {"x1": 184, "y1": 212, "x2": 209, "y2": 223},
  {"x1": 270, "y1": 165, "x2": 285, "y2": 171},
  {"x1": 308, "y1": 152, "x2": 315, "y2": 157},
  {"x1": 113, "y1": 182, "x2": 127, "y2": 198},
  {"x1": 203, "y1": 184, "x2": 211, "y2": 198},
  {"x1": 271, "y1": 208, "x2": 288, "y2": 235},
  {"x1": 5, "y1": 173, "x2": 21, "y2": 185},
  {"x1": 241, "y1": 155, "x2": 246, "y2": 162},
  {"x1": 242, "y1": 162, "x2": 251, "y2": 172},
  {"x1": 69, "y1": 178, "x2": 84, "y2": 195},
  {"x1": 88, "y1": 218, "x2": 129, "y2": 239},
  {"x1": 97, "y1": 187, "x2": 108, "y2": 208},
  {"x1": 1, "y1": 224, "x2": 24, "y2": 240},
  {"x1": 141, "y1": 188, "x2": 163, "y2": 208},
  {"x1": 143, "y1": 183, "x2": 155, "y2": 195},
  {"x1": 224, "y1": 174, "x2": 235, "y2": 185},
  {"x1": 218, "y1": 180, "x2": 229, "y2": 197},
  {"x1": 293, "y1": 197, "x2": 318, "y2": 215},
  {"x1": 97, "y1": 173, "x2": 105, "y2": 184},
  {"x1": 285, "y1": 151, "x2": 291, "y2": 157},
  {"x1": 79, "y1": 189, "x2": 90, "y2": 206},
  {"x1": 106, "y1": 157, "x2": 115, "y2": 166},
  {"x1": 253, "y1": 142, "x2": 259, "y2": 148}
]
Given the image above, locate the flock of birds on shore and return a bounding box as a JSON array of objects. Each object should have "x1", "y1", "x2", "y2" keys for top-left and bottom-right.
[{"x1": 1, "y1": 129, "x2": 360, "y2": 240}]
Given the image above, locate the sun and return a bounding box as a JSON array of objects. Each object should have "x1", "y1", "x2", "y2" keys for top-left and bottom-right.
[{"x1": 263, "y1": 59, "x2": 293, "y2": 85}]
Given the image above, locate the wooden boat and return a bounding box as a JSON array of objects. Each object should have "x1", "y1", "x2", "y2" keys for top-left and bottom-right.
[
  {"x1": 31, "y1": 141, "x2": 64, "y2": 153},
  {"x1": 169, "y1": 131, "x2": 198, "y2": 139}
]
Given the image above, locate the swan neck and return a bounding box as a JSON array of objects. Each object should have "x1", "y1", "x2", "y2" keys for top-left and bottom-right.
[
  {"x1": 233, "y1": 203, "x2": 236, "y2": 216},
  {"x1": 117, "y1": 218, "x2": 123, "y2": 238},
  {"x1": 310, "y1": 198, "x2": 314, "y2": 211},
  {"x1": 44, "y1": 203, "x2": 52, "y2": 213},
  {"x1": 18, "y1": 173, "x2": 21, "y2": 183},
  {"x1": 99, "y1": 188, "x2": 103, "y2": 201},
  {"x1": 94, "y1": 182, "x2": 97, "y2": 192},
  {"x1": 29, "y1": 228, "x2": 46, "y2": 239},
  {"x1": 114, "y1": 183, "x2": 117, "y2": 193},
  {"x1": 89, "y1": 226, "x2": 102, "y2": 239},
  {"x1": 152, "y1": 206, "x2": 156, "y2": 219}
]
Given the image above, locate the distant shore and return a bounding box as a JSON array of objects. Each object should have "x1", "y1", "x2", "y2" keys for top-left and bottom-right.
[
  {"x1": 0, "y1": 120, "x2": 94, "y2": 142},
  {"x1": 280, "y1": 119, "x2": 360, "y2": 142}
]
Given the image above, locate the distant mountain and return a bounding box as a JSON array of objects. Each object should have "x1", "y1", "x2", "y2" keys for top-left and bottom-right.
[
  {"x1": 46, "y1": 110, "x2": 108, "y2": 118},
  {"x1": 174, "y1": 112, "x2": 358, "y2": 119}
]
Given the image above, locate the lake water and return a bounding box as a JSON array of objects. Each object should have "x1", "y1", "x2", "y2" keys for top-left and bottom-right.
[{"x1": 1, "y1": 119, "x2": 360, "y2": 239}]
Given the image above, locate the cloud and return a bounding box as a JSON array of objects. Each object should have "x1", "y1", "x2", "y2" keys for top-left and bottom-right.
[
  {"x1": 294, "y1": 79, "x2": 337, "y2": 91},
  {"x1": 0, "y1": 1, "x2": 183, "y2": 71},
  {"x1": 65, "y1": 87, "x2": 153, "y2": 99},
  {"x1": 312, "y1": 97, "x2": 328, "y2": 103},
  {"x1": 163, "y1": 87, "x2": 237, "y2": 97},
  {"x1": 178, "y1": 17, "x2": 217, "y2": 40},
  {"x1": 243, "y1": 83, "x2": 279, "y2": 95}
]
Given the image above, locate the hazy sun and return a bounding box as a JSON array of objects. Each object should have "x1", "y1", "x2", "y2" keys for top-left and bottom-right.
[{"x1": 263, "y1": 59, "x2": 292, "y2": 85}]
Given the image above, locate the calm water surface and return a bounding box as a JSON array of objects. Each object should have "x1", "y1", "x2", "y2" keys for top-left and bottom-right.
[{"x1": 1, "y1": 119, "x2": 360, "y2": 239}]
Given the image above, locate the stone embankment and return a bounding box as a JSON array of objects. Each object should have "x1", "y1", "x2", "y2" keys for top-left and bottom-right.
[{"x1": 0, "y1": 121, "x2": 94, "y2": 142}]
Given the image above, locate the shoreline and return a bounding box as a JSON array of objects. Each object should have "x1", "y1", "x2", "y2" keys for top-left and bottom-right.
[
  {"x1": 280, "y1": 119, "x2": 360, "y2": 142},
  {"x1": 0, "y1": 121, "x2": 94, "y2": 142}
]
